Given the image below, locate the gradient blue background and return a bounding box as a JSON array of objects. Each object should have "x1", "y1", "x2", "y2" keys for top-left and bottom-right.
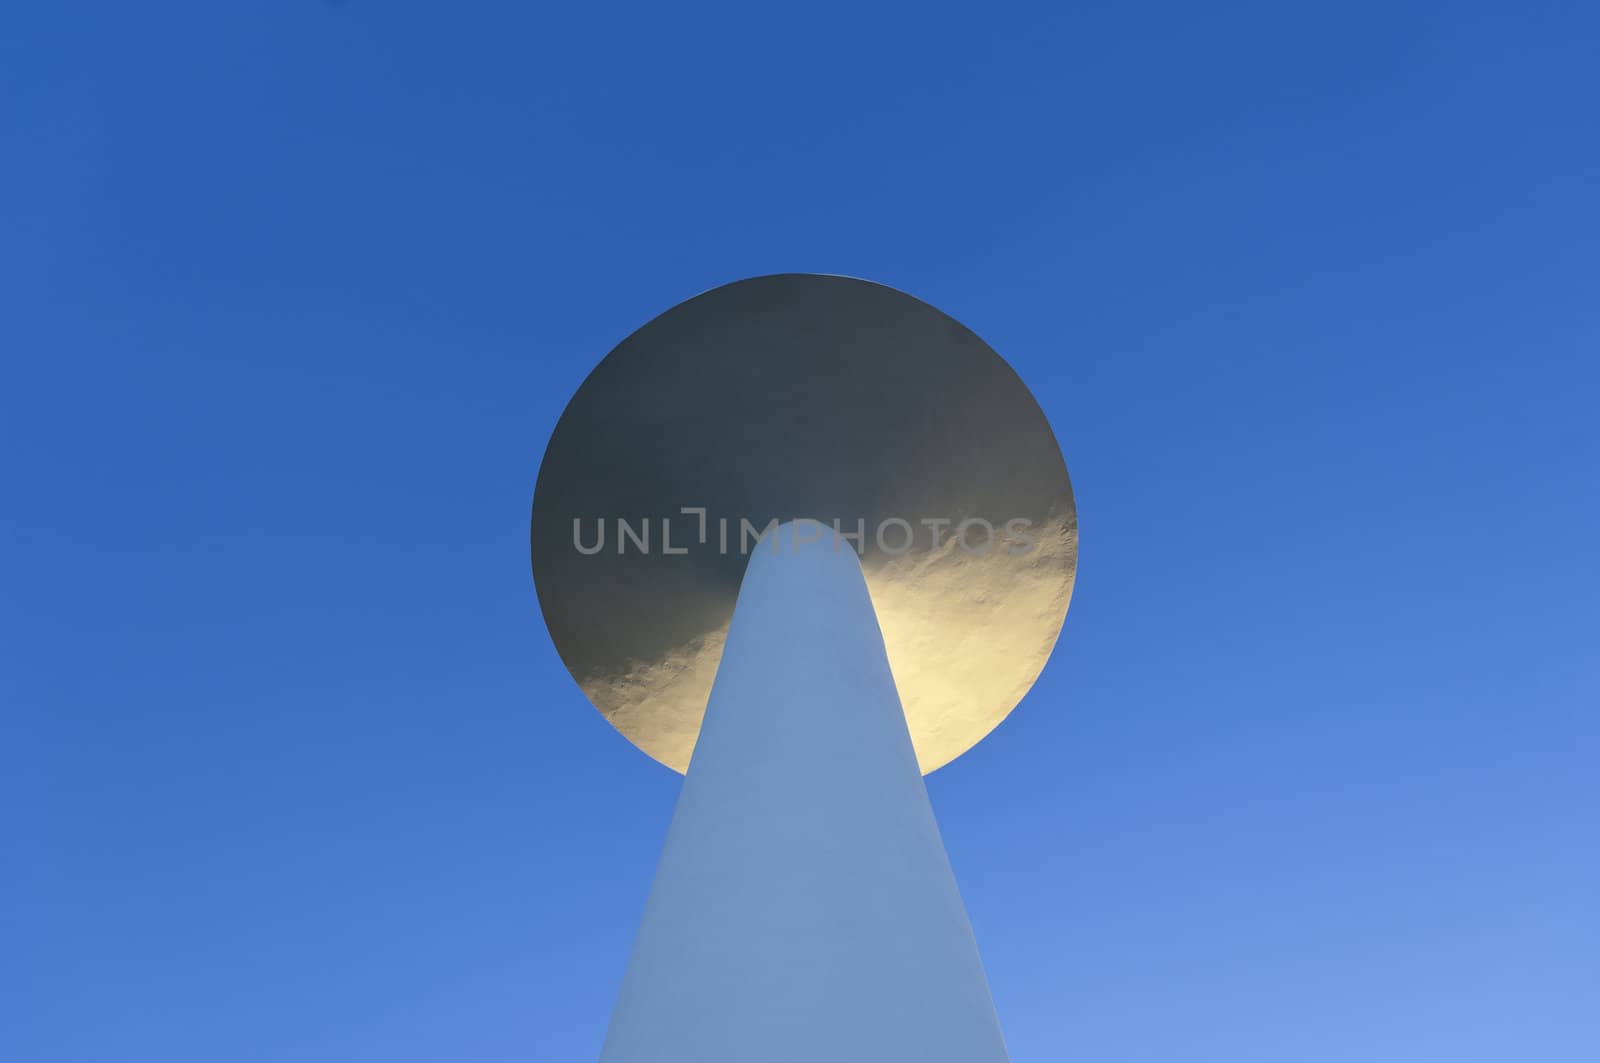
[{"x1": 5, "y1": 2, "x2": 1597, "y2": 1060}]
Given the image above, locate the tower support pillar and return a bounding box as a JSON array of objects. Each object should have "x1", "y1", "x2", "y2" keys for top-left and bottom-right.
[{"x1": 599, "y1": 522, "x2": 1009, "y2": 1062}]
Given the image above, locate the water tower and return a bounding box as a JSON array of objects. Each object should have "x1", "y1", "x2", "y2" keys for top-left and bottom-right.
[{"x1": 531, "y1": 274, "x2": 1076, "y2": 1061}]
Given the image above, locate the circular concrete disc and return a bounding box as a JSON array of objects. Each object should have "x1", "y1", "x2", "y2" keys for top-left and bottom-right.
[{"x1": 530, "y1": 274, "x2": 1076, "y2": 774}]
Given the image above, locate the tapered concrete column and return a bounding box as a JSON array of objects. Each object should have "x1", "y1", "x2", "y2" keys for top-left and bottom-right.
[{"x1": 599, "y1": 521, "x2": 1009, "y2": 1062}]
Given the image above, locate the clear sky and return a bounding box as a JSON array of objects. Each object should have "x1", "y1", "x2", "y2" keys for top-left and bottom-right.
[{"x1": 5, "y1": 2, "x2": 1597, "y2": 1060}]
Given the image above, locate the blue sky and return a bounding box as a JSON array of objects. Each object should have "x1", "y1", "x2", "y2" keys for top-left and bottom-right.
[{"x1": 5, "y1": 2, "x2": 1597, "y2": 1060}]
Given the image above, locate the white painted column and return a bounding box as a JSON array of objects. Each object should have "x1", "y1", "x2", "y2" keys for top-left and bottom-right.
[{"x1": 599, "y1": 521, "x2": 1009, "y2": 1062}]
